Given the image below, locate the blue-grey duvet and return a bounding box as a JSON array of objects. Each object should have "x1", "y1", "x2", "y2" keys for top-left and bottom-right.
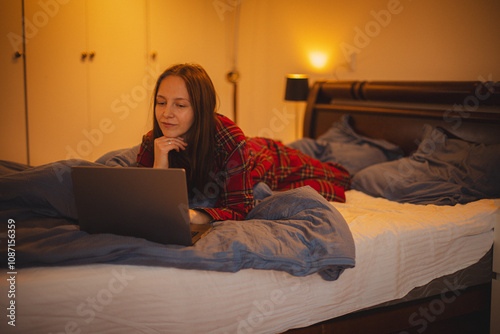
[{"x1": 0, "y1": 159, "x2": 355, "y2": 281}]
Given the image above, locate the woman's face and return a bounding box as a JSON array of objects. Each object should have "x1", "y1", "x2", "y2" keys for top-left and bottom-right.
[{"x1": 155, "y1": 75, "x2": 195, "y2": 139}]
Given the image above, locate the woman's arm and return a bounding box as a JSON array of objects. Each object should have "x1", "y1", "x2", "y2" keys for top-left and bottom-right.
[
  {"x1": 192, "y1": 141, "x2": 255, "y2": 221},
  {"x1": 191, "y1": 115, "x2": 255, "y2": 222}
]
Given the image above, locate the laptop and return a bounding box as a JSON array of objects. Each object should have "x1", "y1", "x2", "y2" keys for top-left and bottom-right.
[{"x1": 71, "y1": 166, "x2": 212, "y2": 246}]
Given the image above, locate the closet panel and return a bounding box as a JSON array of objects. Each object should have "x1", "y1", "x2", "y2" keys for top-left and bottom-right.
[
  {"x1": 86, "y1": 0, "x2": 150, "y2": 159},
  {"x1": 24, "y1": 0, "x2": 88, "y2": 166},
  {"x1": 0, "y1": 1, "x2": 28, "y2": 164},
  {"x1": 147, "y1": 0, "x2": 232, "y2": 118},
  {"x1": 24, "y1": 0, "x2": 149, "y2": 165}
]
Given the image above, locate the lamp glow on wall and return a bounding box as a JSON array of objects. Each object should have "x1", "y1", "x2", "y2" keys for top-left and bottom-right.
[
  {"x1": 309, "y1": 51, "x2": 328, "y2": 70},
  {"x1": 284, "y1": 74, "x2": 309, "y2": 139}
]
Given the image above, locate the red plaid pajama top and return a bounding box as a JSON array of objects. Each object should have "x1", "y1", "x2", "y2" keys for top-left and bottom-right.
[{"x1": 137, "y1": 114, "x2": 350, "y2": 221}]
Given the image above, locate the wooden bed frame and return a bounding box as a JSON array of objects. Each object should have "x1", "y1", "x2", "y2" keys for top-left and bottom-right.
[
  {"x1": 286, "y1": 80, "x2": 500, "y2": 334},
  {"x1": 303, "y1": 80, "x2": 500, "y2": 154}
]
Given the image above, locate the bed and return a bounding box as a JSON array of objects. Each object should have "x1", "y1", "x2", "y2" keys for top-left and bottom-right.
[{"x1": 0, "y1": 80, "x2": 499, "y2": 334}]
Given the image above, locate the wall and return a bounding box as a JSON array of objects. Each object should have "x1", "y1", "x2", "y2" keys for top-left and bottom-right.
[
  {"x1": 235, "y1": 0, "x2": 500, "y2": 143},
  {"x1": 2, "y1": 0, "x2": 499, "y2": 163}
]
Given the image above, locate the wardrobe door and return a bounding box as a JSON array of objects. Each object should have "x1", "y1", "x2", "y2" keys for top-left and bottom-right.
[
  {"x1": 86, "y1": 0, "x2": 150, "y2": 160},
  {"x1": 147, "y1": 0, "x2": 232, "y2": 117},
  {"x1": 0, "y1": 0, "x2": 28, "y2": 164},
  {"x1": 24, "y1": 0, "x2": 89, "y2": 166}
]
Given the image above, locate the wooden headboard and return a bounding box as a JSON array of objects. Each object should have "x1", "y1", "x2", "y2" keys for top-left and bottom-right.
[{"x1": 303, "y1": 81, "x2": 500, "y2": 155}]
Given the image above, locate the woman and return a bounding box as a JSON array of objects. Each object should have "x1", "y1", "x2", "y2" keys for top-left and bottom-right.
[{"x1": 137, "y1": 63, "x2": 350, "y2": 224}]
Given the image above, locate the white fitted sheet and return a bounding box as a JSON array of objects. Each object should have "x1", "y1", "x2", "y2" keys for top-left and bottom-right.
[{"x1": 1, "y1": 190, "x2": 497, "y2": 334}]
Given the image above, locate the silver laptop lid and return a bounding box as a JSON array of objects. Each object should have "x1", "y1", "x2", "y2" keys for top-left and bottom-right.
[{"x1": 71, "y1": 166, "x2": 192, "y2": 246}]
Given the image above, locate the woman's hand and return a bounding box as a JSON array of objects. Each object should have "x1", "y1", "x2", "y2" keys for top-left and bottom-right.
[
  {"x1": 153, "y1": 136, "x2": 187, "y2": 169},
  {"x1": 189, "y1": 209, "x2": 212, "y2": 225}
]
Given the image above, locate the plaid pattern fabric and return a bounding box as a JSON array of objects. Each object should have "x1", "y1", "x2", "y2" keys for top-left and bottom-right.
[
  {"x1": 136, "y1": 114, "x2": 350, "y2": 221},
  {"x1": 247, "y1": 137, "x2": 351, "y2": 202}
]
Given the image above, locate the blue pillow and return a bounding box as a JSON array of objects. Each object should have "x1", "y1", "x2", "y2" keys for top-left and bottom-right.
[
  {"x1": 288, "y1": 115, "x2": 402, "y2": 175},
  {"x1": 352, "y1": 125, "x2": 500, "y2": 204},
  {"x1": 317, "y1": 115, "x2": 401, "y2": 156},
  {"x1": 94, "y1": 145, "x2": 140, "y2": 167}
]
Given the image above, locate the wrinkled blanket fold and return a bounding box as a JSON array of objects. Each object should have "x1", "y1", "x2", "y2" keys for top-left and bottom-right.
[{"x1": 0, "y1": 160, "x2": 355, "y2": 281}]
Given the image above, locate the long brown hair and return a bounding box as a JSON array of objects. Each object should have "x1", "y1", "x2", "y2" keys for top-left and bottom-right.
[{"x1": 152, "y1": 63, "x2": 217, "y2": 192}]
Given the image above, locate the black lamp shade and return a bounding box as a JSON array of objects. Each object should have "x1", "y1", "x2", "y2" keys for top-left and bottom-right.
[{"x1": 285, "y1": 75, "x2": 309, "y2": 101}]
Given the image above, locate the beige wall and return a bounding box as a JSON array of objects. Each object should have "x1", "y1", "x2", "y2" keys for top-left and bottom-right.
[
  {"x1": 235, "y1": 0, "x2": 500, "y2": 143},
  {"x1": 3, "y1": 0, "x2": 499, "y2": 163}
]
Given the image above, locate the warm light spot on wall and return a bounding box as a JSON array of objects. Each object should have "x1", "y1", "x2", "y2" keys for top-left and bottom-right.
[{"x1": 309, "y1": 51, "x2": 328, "y2": 69}]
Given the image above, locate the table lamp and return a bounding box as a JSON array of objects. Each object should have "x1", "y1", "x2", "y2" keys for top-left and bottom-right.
[{"x1": 284, "y1": 74, "x2": 309, "y2": 139}]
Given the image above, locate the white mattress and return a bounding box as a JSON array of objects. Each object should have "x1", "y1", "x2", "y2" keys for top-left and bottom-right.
[{"x1": 1, "y1": 190, "x2": 497, "y2": 334}]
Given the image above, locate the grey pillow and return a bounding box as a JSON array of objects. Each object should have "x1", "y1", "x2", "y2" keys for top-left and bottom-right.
[
  {"x1": 352, "y1": 125, "x2": 500, "y2": 204},
  {"x1": 94, "y1": 145, "x2": 140, "y2": 167},
  {"x1": 288, "y1": 115, "x2": 402, "y2": 175}
]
